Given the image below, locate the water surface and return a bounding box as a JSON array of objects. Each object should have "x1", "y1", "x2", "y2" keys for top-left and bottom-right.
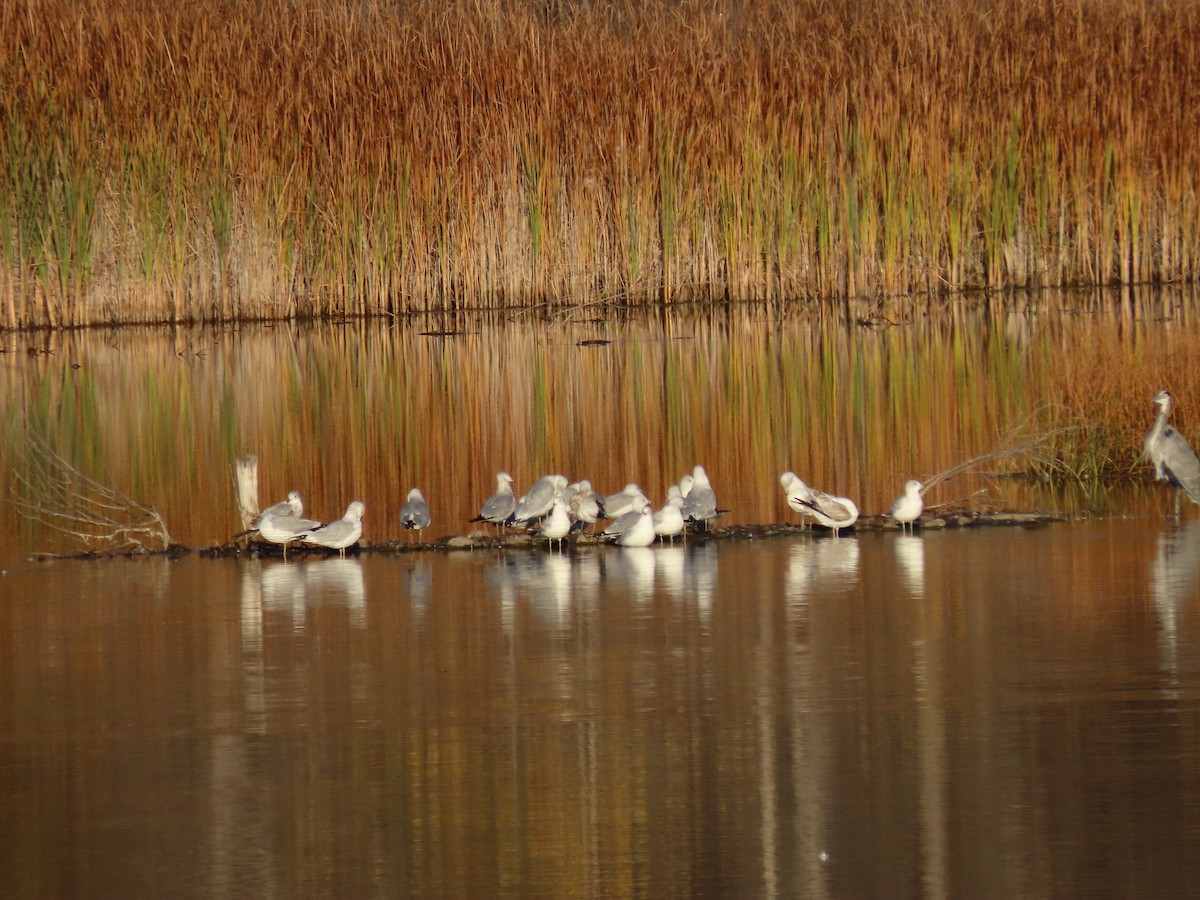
[{"x1": 4, "y1": 523, "x2": 1200, "y2": 896}]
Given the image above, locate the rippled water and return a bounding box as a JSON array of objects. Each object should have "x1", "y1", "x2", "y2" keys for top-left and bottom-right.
[
  {"x1": 5, "y1": 293, "x2": 1200, "y2": 894},
  {"x1": 4, "y1": 522, "x2": 1200, "y2": 896}
]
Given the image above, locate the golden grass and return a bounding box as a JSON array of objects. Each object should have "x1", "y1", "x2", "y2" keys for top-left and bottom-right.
[{"x1": 3, "y1": 0, "x2": 1200, "y2": 328}]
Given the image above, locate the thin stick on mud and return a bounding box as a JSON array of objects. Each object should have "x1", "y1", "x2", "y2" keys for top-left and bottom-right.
[{"x1": 9, "y1": 430, "x2": 173, "y2": 553}]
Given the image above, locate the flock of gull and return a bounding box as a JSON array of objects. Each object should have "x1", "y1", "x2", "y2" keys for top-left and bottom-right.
[
  {"x1": 246, "y1": 390, "x2": 1200, "y2": 557},
  {"x1": 246, "y1": 461, "x2": 927, "y2": 557}
]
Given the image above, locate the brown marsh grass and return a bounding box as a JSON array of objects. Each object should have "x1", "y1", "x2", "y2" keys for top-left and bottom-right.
[
  {"x1": 4, "y1": 1, "x2": 1200, "y2": 328},
  {"x1": 2, "y1": 288, "x2": 1197, "y2": 558}
]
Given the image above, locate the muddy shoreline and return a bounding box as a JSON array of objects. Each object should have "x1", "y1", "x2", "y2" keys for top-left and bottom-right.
[{"x1": 30, "y1": 509, "x2": 1068, "y2": 562}]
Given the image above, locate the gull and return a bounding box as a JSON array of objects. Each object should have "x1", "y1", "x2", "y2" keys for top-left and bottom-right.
[
  {"x1": 681, "y1": 465, "x2": 722, "y2": 529},
  {"x1": 298, "y1": 501, "x2": 365, "y2": 557},
  {"x1": 603, "y1": 493, "x2": 650, "y2": 538},
  {"x1": 888, "y1": 480, "x2": 924, "y2": 532},
  {"x1": 471, "y1": 472, "x2": 516, "y2": 529},
  {"x1": 678, "y1": 474, "x2": 694, "y2": 499},
  {"x1": 257, "y1": 509, "x2": 322, "y2": 559},
  {"x1": 513, "y1": 474, "x2": 567, "y2": 525},
  {"x1": 653, "y1": 488, "x2": 686, "y2": 543},
  {"x1": 1145, "y1": 390, "x2": 1200, "y2": 517},
  {"x1": 618, "y1": 506, "x2": 658, "y2": 548},
  {"x1": 780, "y1": 472, "x2": 859, "y2": 536},
  {"x1": 603, "y1": 483, "x2": 648, "y2": 520},
  {"x1": 251, "y1": 490, "x2": 304, "y2": 528},
  {"x1": 567, "y1": 480, "x2": 603, "y2": 532},
  {"x1": 539, "y1": 495, "x2": 571, "y2": 551},
  {"x1": 399, "y1": 488, "x2": 432, "y2": 541}
]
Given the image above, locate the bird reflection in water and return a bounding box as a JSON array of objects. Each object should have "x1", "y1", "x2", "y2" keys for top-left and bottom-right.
[
  {"x1": 1149, "y1": 521, "x2": 1200, "y2": 693},
  {"x1": 785, "y1": 538, "x2": 861, "y2": 603},
  {"x1": 304, "y1": 558, "x2": 367, "y2": 629},
  {"x1": 893, "y1": 535, "x2": 926, "y2": 598},
  {"x1": 617, "y1": 547, "x2": 657, "y2": 602}
]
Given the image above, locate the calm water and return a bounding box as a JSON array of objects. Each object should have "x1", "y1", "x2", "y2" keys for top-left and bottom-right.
[
  {"x1": 3, "y1": 523, "x2": 1200, "y2": 897},
  {"x1": 5, "y1": 294, "x2": 1200, "y2": 895}
]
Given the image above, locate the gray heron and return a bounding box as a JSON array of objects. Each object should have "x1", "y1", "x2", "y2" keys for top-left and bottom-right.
[{"x1": 1145, "y1": 390, "x2": 1200, "y2": 517}]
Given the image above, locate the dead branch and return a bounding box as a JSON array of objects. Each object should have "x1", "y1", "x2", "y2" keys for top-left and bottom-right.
[
  {"x1": 9, "y1": 430, "x2": 173, "y2": 552},
  {"x1": 921, "y1": 420, "x2": 1082, "y2": 495}
]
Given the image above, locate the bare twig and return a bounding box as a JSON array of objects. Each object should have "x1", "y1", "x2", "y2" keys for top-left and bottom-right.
[
  {"x1": 921, "y1": 420, "x2": 1082, "y2": 495},
  {"x1": 9, "y1": 430, "x2": 173, "y2": 553}
]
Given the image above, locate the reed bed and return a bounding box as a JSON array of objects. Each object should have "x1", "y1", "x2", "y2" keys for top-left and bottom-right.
[{"x1": 3, "y1": 0, "x2": 1200, "y2": 329}]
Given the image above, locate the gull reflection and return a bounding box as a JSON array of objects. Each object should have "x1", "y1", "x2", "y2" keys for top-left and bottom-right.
[
  {"x1": 404, "y1": 558, "x2": 433, "y2": 619},
  {"x1": 524, "y1": 553, "x2": 574, "y2": 632},
  {"x1": 239, "y1": 561, "x2": 264, "y2": 651},
  {"x1": 572, "y1": 551, "x2": 603, "y2": 615},
  {"x1": 655, "y1": 546, "x2": 688, "y2": 601},
  {"x1": 484, "y1": 555, "x2": 520, "y2": 636},
  {"x1": 1149, "y1": 521, "x2": 1200, "y2": 691},
  {"x1": 260, "y1": 560, "x2": 307, "y2": 632},
  {"x1": 686, "y1": 543, "x2": 718, "y2": 621},
  {"x1": 618, "y1": 547, "x2": 657, "y2": 602},
  {"x1": 894, "y1": 535, "x2": 926, "y2": 597},
  {"x1": 304, "y1": 558, "x2": 367, "y2": 629},
  {"x1": 786, "y1": 538, "x2": 860, "y2": 603}
]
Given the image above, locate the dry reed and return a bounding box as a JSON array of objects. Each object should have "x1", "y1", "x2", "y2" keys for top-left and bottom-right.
[{"x1": 3, "y1": 0, "x2": 1200, "y2": 328}]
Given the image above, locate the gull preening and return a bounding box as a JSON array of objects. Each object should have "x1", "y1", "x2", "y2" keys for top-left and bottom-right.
[
  {"x1": 513, "y1": 475, "x2": 567, "y2": 525},
  {"x1": 780, "y1": 472, "x2": 859, "y2": 536},
  {"x1": 298, "y1": 501, "x2": 365, "y2": 557},
  {"x1": 399, "y1": 488, "x2": 431, "y2": 541},
  {"x1": 888, "y1": 480, "x2": 924, "y2": 532},
  {"x1": 252, "y1": 490, "x2": 304, "y2": 528},
  {"x1": 567, "y1": 480, "x2": 602, "y2": 531},
  {"x1": 1145, "y1": 390, "x2": 1200, "y2": 517}
]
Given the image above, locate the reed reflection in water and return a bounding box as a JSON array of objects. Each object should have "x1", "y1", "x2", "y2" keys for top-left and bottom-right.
[
  {"x1": 6, "y1": 290, "x2": 1200, "y2": 561},
  {"x1": 5, "y1": 524, "x2": 1200, "y2": 895}
]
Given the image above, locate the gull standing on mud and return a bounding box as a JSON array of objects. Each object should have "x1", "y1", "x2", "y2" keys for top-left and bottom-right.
[
  {"x1": 472, "y1": 472, "x2": 516, "y2": 529},
  {"x1": 1144, "y1": 389, "x2": 1200, "y2": 517},
  {"x1": 257, "y1": 508, "x2": 322, "y2": 559},
  {"x1": 513, "y1": 475, "x2": 567, "y2": 525},
  {"x1": 888, "y1": 480, "x2": 924, "y2": 532},
  {"x1": 399, "y1": 488, "x2": 432, "y2": 541},
  {"x1": 299, "y1": 501, "x2": 365, "y2": 557},
  {"x1": 682, "y1": 465, "x2": 721, "y2": 529},
  {"x1": 567, "y1": 480, "x2": 603, "y2": 531},
  {"x1": 780, "y1": 472, "x2": 859, "y2": 536},
  {"x1": 618, "y1": 505, "x2": 657, "y2": 548},
  {"x1": 539, "y1": 495, "x2": 572, "y2": 551},
  {"x1": 653, "y1": 488, "x2": 687, "y2": 543}
]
